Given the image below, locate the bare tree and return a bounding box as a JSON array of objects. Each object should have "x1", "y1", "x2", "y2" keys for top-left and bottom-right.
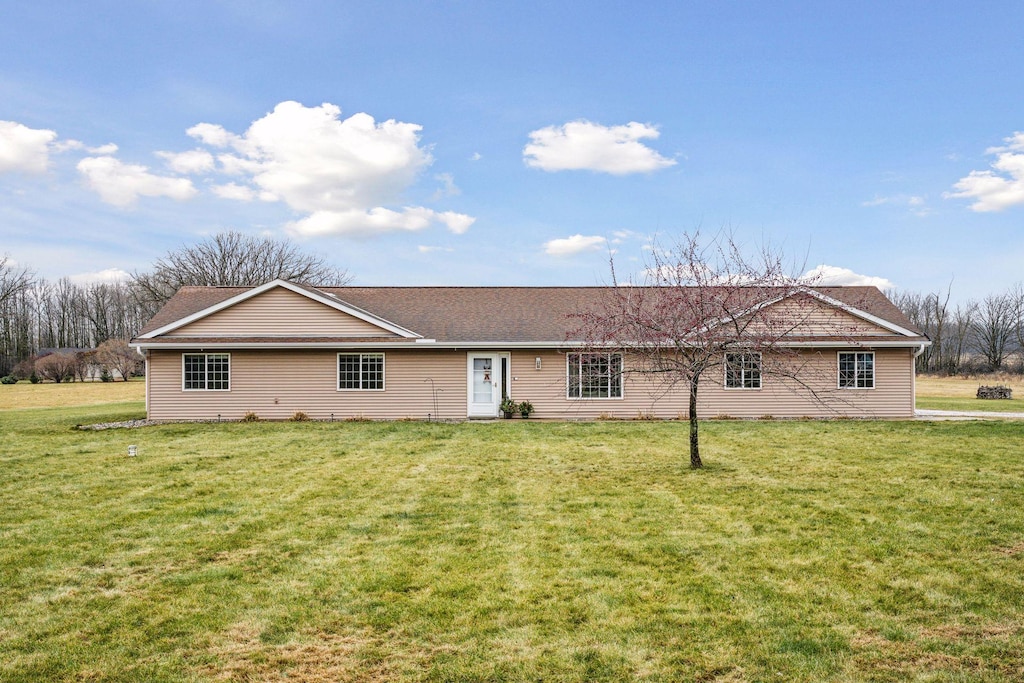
[
  {"x1": 132, "y1": 231, "x2": 352, "y2": 311},
  {"x1": 96, "y1": 339, "x2": 140, "y2": 381},
  {"x1": 573, "y1": 231, "x2": 861, "y2": 469},
  {"x1": 947, "y1": 300, "x2": 977, "y2": 375},
  {"x1": 0, "y1": 255, "x2": 33, "y2": 307},
  {"x1": 889, "y1": 289, "x2": 933, "y2": 372},
  {"x1": 35, "y1": 352, "x2": 78, "y2": 383},
  {"x1": 971, "y1": 293, "x2": 1016, "y2": 371},
  {"x1": 0, "y1": 256, "x2": 35, "y2": 375}
]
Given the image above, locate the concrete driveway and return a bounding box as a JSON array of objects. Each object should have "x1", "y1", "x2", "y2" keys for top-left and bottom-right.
[{"x1": 916, "y1": 408, "x2": 1024, "y2": 420}]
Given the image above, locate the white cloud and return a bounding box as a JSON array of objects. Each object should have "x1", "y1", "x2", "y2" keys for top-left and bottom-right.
[
  {"x1": 543, "y1": 234, "x2": 607, "y2": 257},
  {"x1": 50, "y1": 140, "x2": 118, "y2": 155},
  {"x1": 469, "y1": 152, "x2": 482, "y2": 161},
  {"x1": 862, "y1": 194, "x2": 930, "y2": 216},
  {"x1": 185, "y1": 101, "x2": 473, "y2": 237},
  {"x1": 286, "y1": 207, "x2": 474, "y2": 238},
  {"x1": 945, "y1": 131, "x2": 1024, "y2": 212},
  {"x1": 88, "y1": 143, "x2": 119, "y2": 155},
  {"x1": 802, "y1": 265, "x2": 894, "y2": 289},
  {"x1": 986, "y1": 132, "x2": 1024, "y2": 154},
  {"x1": 436, "y1": 211, "x2": 474, "y2": 234},
  {"x1": 211, "y1": 182, "x2": 256, "y2": 201},
  {"x1": 69, "y1": 267, "x2": 131, "y2": 284},
  {"x1": 861, "y1": 196, "x2": 891, "y2": 207},
  {"x1": 524, "y1": 120, "x2": 676, "y2": 175},
  {"x1": 186, "y1": 122, "x2": 239, "y2": 148},
  {"x1": 157, "y1": 148, "x2": 215, "y2": 174},
  {"x1": 418, "y1": 245, "x2": 454, "y2": 253},
  {"x1": 0, "y1": 120, "x2": 58, "y2": 173},
  {"x1": 432, "y1": 172, "x2": 460, "y2": 199},
  {"x1": 77, "y1": 156, "x2": 197, "y2": 207}
]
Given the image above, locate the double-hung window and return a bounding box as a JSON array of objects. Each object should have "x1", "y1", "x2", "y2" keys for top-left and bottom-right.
[
  {"x1": 338, "y1": 353, "x2": 385, "y2": 390},
  {"x1": 183, "y1": 353, "x2": 230, "y2": 391},
  {"x1": 725, "y1": 352, "x2": 761, "y2": 389},
  {"x1": 567, "y1": 352, "x2": 623, "y2": 399},
  {"x1": 838, "y1": 351, "x2": 874, "y2": 389}
]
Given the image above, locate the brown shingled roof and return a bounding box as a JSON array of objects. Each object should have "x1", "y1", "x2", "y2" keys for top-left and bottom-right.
[{"x1": 135, "y1": 283, "x2": 925, "y2": 344}]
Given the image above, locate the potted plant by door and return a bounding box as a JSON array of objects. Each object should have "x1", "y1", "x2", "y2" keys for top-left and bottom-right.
[
  {"x1": 518, "y1": 400, "x2": 534, "y2": 419},
  {"x1": 500, "y1": 397, "x2": 517, "y2": 419}
]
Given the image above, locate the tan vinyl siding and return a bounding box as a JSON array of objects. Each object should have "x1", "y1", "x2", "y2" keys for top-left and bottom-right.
[
  {"x1": 169, "y1": 287, "x2": 400, "y2": 338},
  {"x1": 509, "y1": 348, "x2": 915, "y2": 420},
  {"x1": 751, "y1": 298, "x2": 897, "y2": 337},
  {"x1": 148, "y1": 347, "x2": 915, "y2": 421},
  {"x1": 148, "y1": 349, "x2": 465, "y2": 421}
]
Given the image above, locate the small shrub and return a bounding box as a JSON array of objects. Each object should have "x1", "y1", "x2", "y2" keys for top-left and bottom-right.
[
  {"x1": 758, "y1": 414, "x2": 775, "y2": 420},
  {"x1": 241, "y1": 411, "x2": 260, "y2": 422},
  {"x1": 29, "y1": 373, "x2": 40, "y2": 384},
  {"x1": 500, "y1": 397, "x2": 518, "y2": 417},
  {"x1": 712, "y1": 413, "x2": 738, "y2": 420},
  {"x1": 632, "y1": 411, "x2": 657, "y2": 421},
  {"x1": 100, "y1": 369, "x2": 113, "y2": 383},
  {"x1": 290, "y1": 411, "x2": 311, "y2": 422},
  {"x1": 596, "y1": 412, "x2": 621, "y2": 421},
  {"x1": 518, "y1": 400, "x2": 534, "y2": 418},
  {"x1": 0, "y1": 375, "x2": 17, "y2": 385}
]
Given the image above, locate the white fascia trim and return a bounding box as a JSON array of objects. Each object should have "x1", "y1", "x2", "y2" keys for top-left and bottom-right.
[
  {"x1": 777, "y1": 340, "x2": 932, "y2": 349},
  {"x1": 132, "y1": 338, "x2": 930, "y2": 352},
  {"x1": 132, "y1": 340, "x2": 572, "y2": 351},
  {"x1": 138, "y1": 279, "x2": 421, "y2": 339}
]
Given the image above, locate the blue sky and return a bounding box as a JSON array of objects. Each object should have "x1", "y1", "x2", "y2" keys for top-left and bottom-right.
[{"x1": 2, "y1": 1, "x2": 1023, "y2": 300}]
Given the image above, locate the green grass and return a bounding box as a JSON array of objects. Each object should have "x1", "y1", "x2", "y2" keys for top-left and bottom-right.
[
  {"x1": 916, "y1": 396, "x2": 1024, "y2": 412},
  {"x1": 2, "y1": 399, "x2": 1024, "y2": 681}
]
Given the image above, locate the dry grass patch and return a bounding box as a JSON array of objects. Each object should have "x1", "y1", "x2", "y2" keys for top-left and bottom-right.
[
  {"x1": 916, "y1": 373, "x2": 1024, "y2": 399},
  {"x1": 916, "y1": 373, "x2": 1024, "y2": 413},
  {"x1": 995, "y1": 540, "x2": 1024, "y2": 556},
  {"x1": 0, "y1": 379, "x2": 145, "y2": 410},
  {"x1": 849, "y1": 622, "x2": 1024, "y2": 680},
  {"x1": 201, "y1": 623, "x2": 403, "y2": 682}
]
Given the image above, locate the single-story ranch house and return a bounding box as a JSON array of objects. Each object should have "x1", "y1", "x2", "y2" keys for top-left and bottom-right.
[{"x1": 131, "y1": 280, "x2": 929, "y2": 421}]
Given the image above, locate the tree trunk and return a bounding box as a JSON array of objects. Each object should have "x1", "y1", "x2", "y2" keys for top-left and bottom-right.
[{"x1": 688, "y1": 377, "x2": 702, "y2": 469}]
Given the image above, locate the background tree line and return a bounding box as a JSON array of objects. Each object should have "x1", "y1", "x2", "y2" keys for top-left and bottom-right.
[
  {"x1": 889, "y1": 283, "x2": 1024, "y2": 374},
  {"x1": 3, "y1": 231, "x2": 1022, "y2": 380},
  {"x1": 0, "y1": 233, "x2": 349, "y2": 379}
]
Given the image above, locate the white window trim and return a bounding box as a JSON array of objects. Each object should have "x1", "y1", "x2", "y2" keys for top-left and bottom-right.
[
  {"x1": 723, "y1": 352, "x2": 762, "y2": 390},
  {"x1": 181, "y1": 352, "x2": 231, "y2": 392},
  {"x1": 337, "y1": 352, "x2": 386, "y2": 392},
  {"x1": 566, "y1": 352, "x2": 625, "y2": 400},
  {"x1": 837, "y1": 351, "x2": 875, "y2": 390}
]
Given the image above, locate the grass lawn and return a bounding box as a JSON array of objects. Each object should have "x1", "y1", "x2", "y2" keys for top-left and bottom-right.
[
  {"x1": 2, "y1": 387, "x2": 1024, "y2": 681},
  {"x1": 0, "y1": 378, "x2": 145, "y2": 411},
  {"x1": 916, "y1": 375, "x2": 1024, "y2": 413}
]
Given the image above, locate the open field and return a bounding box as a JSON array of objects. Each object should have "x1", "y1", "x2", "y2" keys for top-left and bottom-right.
[
  {"x1": 916, "y1": 374, "x2": 1024, "y2": 413},
  {"x1": 2, "y1": 387, "x2": 1024, "y2": 681},
  {"x1": 0, "y1": 378, "x2": 145, "y2": 411}
]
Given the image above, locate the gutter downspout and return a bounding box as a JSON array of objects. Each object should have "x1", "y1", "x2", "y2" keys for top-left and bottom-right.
[{"x1": 911, "y1": 341, "x2": 929, "y2": 417}]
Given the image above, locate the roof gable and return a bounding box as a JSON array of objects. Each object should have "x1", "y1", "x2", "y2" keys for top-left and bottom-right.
[
  {"x1": 749, "y1": 289, "x2": 917, "y2": 338},
  {"x1": 138, "y1": 280, "x2": 419, "y2": 339},
  {"x1": 133, "y1": 283, "x2": 925, "y2": 347}
]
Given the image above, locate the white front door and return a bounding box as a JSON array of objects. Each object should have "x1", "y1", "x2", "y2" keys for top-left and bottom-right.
[{"x1": 467, "y1": 353, "x2": 501, "y2": 417}]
